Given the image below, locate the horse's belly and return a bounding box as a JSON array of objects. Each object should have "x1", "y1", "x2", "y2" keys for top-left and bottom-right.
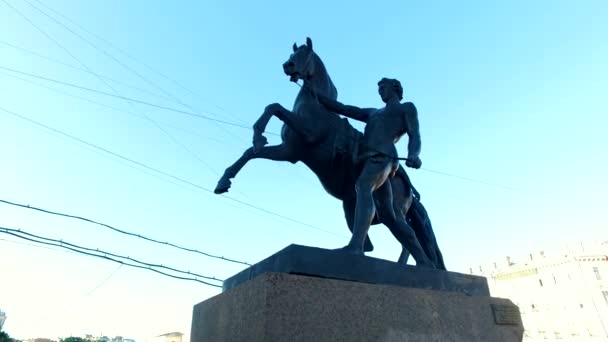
[{"x1": 306, "y1": 152, "x2": 356, "y2": 201}]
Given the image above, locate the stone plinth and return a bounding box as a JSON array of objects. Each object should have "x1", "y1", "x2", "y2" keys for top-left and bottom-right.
[
  {"x1": 191, "y1": 245, "x2": 523, "y2": 342},
  {"x1": 223, "y1": 244, "x2": 489, "y2": 296}
]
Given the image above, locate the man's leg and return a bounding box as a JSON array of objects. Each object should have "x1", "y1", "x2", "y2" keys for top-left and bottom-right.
[
  {"x1": 342, "y1": 199, "x2": 374, "y2": 252},
  {"x1": 340, "y1": 160, "x2": 389, "y2": 254}
]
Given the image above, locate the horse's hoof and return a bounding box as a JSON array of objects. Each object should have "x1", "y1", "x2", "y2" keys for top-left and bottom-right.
[
  {"x1": 252, "y1": 134, "x2": 268, "y2": 152},
  {"x1": 214, "y1": 178, "x2": 232, "y2": 194},
  {"x1": 416, "y1": 260, "x2": 437, "y2": 269}
]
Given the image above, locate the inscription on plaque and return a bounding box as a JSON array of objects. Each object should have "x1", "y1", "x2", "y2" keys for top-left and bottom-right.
[{"x1": 491, "y1": 304, "x2": 522, "y2": 325}]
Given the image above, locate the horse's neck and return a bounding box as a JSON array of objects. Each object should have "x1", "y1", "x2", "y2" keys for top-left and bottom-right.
[{"x1": 301, "y1": 55, "x2": 337, "y2": 101}]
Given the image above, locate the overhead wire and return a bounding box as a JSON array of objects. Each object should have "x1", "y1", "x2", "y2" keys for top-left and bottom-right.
[
  {"x1": 0, "y1": 64, "x2": 280, "y2": 135},
  {"x1": 0, "y1": 227, "x2": 223, "y2": 282},
  {"x1": 0, "y1": 198, "x2": 252, "y2": 266},
  {"x1": 0, "y1": 227, "x2": 223, "y2": 287},
  {"x1": 23, "y1": 0, "x2": 252, "y2": 153},
  {"x1": 21, "y1": 0, "x2": 251, "y2": 148},
  {"x1": 0, "y1": 39, "x2": 185, "y2": 106},
  {"x1": 418, "y1": 167, "x2": 555, "y2": 199},
  {"x1": 0, "y1": 69, "x2": 237, "y2": 147},
  {"x1": 29, "y1": 0, "x2": 247, "y2": 126},
  {"x1": 7, "y1": 0, "x2": 232, "y2": 184},
  {"x1": 85, "y1": 264, "x2": 123, "y2": 296}
]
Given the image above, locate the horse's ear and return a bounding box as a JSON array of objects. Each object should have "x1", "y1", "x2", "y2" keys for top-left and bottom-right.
[
  {"x1": 293, "y1": 43, "x2": 298, "y2": 52},
  {"x1": 306, "y1": 37, "x2": 313, "y2": 50}
]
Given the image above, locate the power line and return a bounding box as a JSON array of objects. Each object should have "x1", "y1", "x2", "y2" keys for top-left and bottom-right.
[
  {"x1": 0, "y1": 227, "x2": 223, "y2": 287},
  {"x1": 7, "y1": 0, "x2": 233, "y2": 185},
  {"x1": 0, "y1": 69, "x2": 239, "y2": 148},
  {"x1": 0, "y1": 104, "x2": 343, "y2": 238},
  {"x1": 419, "y1": 167, "x2": 555, "y2": 199},
  {"x1": 0, "y1": 65, "x2": 253, "y2": 200},
  {"x1": 0, "y1": 64, "x2": 266, "y2": 133},
  {"x1": 2, "y1": 0, "x2": 264, "y2": 139},
  {"x1": 30, "y1": 0, "x2": 247, "y2": 126},
  {"x1": 0, "y1": 227, "x2": 223, "y2": 282},
  {"x1": 86, "y1": 264, "x2": 122, "y2": 296},
  {"x1": 0, "y1": 39, "x2": 182, "y2": 105},
  {"x1": 19, "y1": 0, "x2": 251, "y2": 155},
  {"x1": 7, "y1": 0, "x2": 255, "y2": 145},
  {"x1": 0, "y1": 198, "x2": 252, "y2": 266},
  {"x1": 0, "y1": 236, "x2": 68, "y2": 253}
]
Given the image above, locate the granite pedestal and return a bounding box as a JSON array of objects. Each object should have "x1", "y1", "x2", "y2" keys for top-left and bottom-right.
[{"x1": 191, "y1": 245, "x2": 523, "y2": 342}]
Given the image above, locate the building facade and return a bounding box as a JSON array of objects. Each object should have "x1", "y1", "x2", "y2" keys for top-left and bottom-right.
[
  {"x1": 472, "y1": 241, "x2": 608, "y2": 341},
  {"x1": 151, "y1": 332, "x2": 182, "y2": 342}
]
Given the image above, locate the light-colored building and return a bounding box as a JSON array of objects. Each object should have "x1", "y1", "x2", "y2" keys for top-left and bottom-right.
[
  {"x1": 472, "y1": 241, "x2": 608, "y2": 341},
  {"x1": 151, "y1": 332, "x2": 183, "y2": 342}
]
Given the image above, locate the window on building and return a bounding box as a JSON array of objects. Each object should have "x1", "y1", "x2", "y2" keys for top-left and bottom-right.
[{"x1": 593, "y1": 267, "x2": 601, "y2": 280}]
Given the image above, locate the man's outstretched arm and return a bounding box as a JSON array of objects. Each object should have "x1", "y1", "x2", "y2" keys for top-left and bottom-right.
[
  {"x1": 318, "y1": 95, "x2": 373, "y2": 123},
  {"x1": 404, "y1": 102, "x2": 422, "y2": 168}
]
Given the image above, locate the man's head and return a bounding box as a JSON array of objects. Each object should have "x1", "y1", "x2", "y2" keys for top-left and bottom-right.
[{"x1": 378, "y1": 78, "x2": 403, "y2": 103}]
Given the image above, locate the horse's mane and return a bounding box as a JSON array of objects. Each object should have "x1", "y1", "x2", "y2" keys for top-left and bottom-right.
[{"x1": 311, "y1": 52, "x2": 338, "y2": 100}]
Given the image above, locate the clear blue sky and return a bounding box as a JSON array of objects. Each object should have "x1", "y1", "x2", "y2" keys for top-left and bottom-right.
[{"x1": 1, "y1": 0, "x2": 606, "y2": 339}]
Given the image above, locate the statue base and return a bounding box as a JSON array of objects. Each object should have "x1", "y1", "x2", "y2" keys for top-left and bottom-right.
[{"x1": 191, "y1": 245, "x2": 523, "y2": 342}]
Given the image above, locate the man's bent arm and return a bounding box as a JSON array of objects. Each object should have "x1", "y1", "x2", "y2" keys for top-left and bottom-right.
[
  {"x1": 404, "y1": 102, "x2": 421, "y2": 159},
  {"x1": 318, "y1": 95, "x2": 372, "y2": 123}
]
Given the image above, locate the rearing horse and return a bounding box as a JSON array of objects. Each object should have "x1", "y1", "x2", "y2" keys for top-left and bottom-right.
[{"x1": 214, "y1": 38, "x2": 445, "y2": 269}]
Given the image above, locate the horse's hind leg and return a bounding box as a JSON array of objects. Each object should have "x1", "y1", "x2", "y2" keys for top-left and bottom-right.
[
  {"x1": 215, "y1": 144, "x2": 297, "y2": 194},
  {"x1": 395, "y1": 198, "x2": 412, "y2": 264},
  {"x1": 390, "y1": 177, "x2": 414, "y2": 264},
  {"x1": 409, "y1": 200, "x2": 446, "y2": 270}
]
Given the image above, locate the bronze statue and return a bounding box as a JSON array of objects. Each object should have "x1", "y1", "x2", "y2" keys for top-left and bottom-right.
[
  {"x1": 214, "y1": 38, "x2": 445, "y2": 269},
  {"x1": 316, "y1": 78, "x2": 434, "y2": 267}
]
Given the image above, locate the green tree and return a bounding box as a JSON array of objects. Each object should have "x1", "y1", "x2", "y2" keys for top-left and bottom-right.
[
  {"x1": 0, "y1": 331, "x2": 16, "y2": 342},
  {"x1": 60, "y1": 338, "x2": 86, "y2": 342}
]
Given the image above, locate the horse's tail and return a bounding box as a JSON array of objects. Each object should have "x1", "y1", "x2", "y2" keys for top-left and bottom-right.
[{"x1": 407, "y1": 198, "x2": 447, "y2": 270}]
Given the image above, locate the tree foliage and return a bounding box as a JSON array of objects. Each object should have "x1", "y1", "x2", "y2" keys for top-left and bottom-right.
[
  {"x1": 0, "y1": 331, "x2": 17, "y2": 342},
  {"x1": 60, "y1": 338, "x2": 87, "y2": 342}
]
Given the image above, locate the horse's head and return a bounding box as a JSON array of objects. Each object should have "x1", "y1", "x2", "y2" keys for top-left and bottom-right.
[{"x1": 283, "y1": 37, "x2": 316, "y2": 83}]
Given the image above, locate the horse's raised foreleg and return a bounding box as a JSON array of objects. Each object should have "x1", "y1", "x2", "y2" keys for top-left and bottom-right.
[
  {"x1": 252, "y1": 107, "x2": 274, "y2": 151},
  {"x1": 215, "y1": 144, "x2": 298, "y2": 194},
  {"x1": 252, "y1": 103, "x2": 315, "y2": 151}
]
